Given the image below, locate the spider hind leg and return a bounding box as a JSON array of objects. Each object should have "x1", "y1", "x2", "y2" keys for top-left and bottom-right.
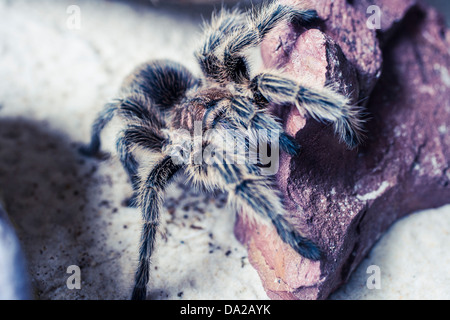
[{"x1": 79, "y1": 102, "x2": 117, "y2": 157}]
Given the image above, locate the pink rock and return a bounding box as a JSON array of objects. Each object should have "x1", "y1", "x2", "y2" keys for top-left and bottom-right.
[{"x1": 235, "y1": 0, "x2": 450, "y2": 300}]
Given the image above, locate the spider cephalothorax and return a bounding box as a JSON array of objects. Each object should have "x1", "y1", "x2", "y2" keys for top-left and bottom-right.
[{"x1": 81, "y1": 1, "x2": 364, "y2": 300}]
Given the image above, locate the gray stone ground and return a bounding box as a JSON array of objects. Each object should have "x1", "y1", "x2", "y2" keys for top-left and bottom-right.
[{"x1": 0, "y1": 0, "x2": 449, "y2": 300}]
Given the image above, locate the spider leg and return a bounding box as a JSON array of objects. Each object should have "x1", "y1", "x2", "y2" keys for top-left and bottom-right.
[
  {"x1": 117, "y1": 133, "x2": 139, "y2": 192},
  {"x1": 225, "y1": 1, "x2": 318, "y2": 55},
  {"x1": 196, "y1": 7, "x2": 248, "y2": 83},
  {"x1": 118, "y1": 123, "x2": 166, "y2": 207},
  {"x1": 79, "y1": 101, "x2": 118, "y2": 156},
  {"x1": 132, "y1": 155, "x2": 182, "y2": 300},
  {"x1": 204, "y1": 96, "x2": 300, "y2": 156},
  {"x1": 116, "y1": 105, "x2": 178, "y2": 299},
  {"x1": 185, "y1": 127, "x2": 320, "y2": 260},
  {"x1": 251, "y1": 72, "x2": 365, "y2": 149},
  {"x1": 191, "y1": 151, "x2": 321, "y2": 260},
  {"x1": 197, "y1": 1, "x2": 318, "y2": 82},
  {"x1": 197, "y1": 7, "x2": 246, "y2": 57},
  {"x1": 228, "y1": 170, "x2": 321, "y2": 260}
]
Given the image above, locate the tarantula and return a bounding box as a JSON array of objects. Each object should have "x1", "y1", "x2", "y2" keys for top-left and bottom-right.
[{"x1": 80, "y1": 1, "x2": 363, "y2": 300}]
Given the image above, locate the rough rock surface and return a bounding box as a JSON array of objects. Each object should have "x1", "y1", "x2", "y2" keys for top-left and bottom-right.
[{"x1": 235, "y1": 0, "x2": 450, "y2": 299}]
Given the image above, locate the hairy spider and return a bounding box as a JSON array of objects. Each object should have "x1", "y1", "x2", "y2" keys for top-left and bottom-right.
[{"x1": 80, "y1": 1, "x2": 364, "y2": 300}]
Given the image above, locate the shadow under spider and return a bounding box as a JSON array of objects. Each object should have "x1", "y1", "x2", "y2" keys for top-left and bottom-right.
[{"x1": 0, "y1": 117, "x2": 125, "y2": 299}]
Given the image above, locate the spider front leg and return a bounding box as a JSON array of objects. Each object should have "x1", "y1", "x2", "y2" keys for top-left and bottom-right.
[
  {"x1": 132, "y1": 155, "x2": 182, "y2": 300},
  {"x1": 251, "y1": 72, "x2": 365, "y2": 149},
  {"x1": 198, "y1": 7, "x2": 246, "y2": 57},
  {"x1": 248, "y1": 0, "x2": 319, "y2": 41},
  {"x1": 222, "y1": 1, "x2": 319, "y2": 57},
  {"x1": 197, "y1": 2, "x2": 319, "y2": 83}
]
